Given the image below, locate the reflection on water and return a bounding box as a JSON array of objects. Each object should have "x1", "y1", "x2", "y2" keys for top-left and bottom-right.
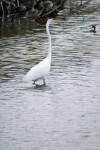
[{"x1": 0, "y1": 0, "x2": 100, "y2": 150}]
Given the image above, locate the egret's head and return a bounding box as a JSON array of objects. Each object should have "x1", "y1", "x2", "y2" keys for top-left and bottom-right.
[{"x1": 47, "y1": 19, "x2": 53, "y2": 24}]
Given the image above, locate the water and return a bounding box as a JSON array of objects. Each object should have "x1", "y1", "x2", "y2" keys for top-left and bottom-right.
[{"x1": 0, "y1": 0, "x2": 100, "y2": 150}]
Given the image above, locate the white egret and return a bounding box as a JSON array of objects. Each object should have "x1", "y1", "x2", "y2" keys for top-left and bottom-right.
[{"x1": 23, "y1": 19, "x2": 62, "y2": 85}]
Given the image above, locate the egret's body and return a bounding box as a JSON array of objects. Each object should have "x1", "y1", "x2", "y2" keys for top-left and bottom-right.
[
  {"x1": 23, "y1": 19, "x2": 62, "y2": 84},
  {"x1": 23, "y1": 57, "x2": 50, "y2": 83}
]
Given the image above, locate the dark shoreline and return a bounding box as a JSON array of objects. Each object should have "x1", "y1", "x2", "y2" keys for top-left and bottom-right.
[{"x1": 0, "y1": 0, "x2": 66, "y2": 22}]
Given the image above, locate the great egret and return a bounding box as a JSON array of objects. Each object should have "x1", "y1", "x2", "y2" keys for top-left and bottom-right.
[{"x1": 23, "y1": 19, "x2": 62, "y2": 85}]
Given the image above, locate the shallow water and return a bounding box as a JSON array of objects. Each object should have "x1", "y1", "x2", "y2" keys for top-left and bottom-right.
[{"x1": 0, "y1": 0, "x2": 100, "y2": 150}]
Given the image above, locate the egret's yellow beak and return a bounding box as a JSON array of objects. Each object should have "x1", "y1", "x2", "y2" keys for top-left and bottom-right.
[{"x1": 53, "y1": 20, "x2": 63, "y2": 23}]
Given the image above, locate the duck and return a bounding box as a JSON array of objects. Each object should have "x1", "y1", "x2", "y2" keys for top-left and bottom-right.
[{"x1": 90, "y1": 25, "x2": 96, "y2": 33}]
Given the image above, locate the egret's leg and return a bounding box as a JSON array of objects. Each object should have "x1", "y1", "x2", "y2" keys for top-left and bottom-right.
[
  {"x1": 43, "y1": 78, "x2": 46, "y2": 84},
  {"x1": 33, "y1": 80, "x2": 36, "y2": 85}
]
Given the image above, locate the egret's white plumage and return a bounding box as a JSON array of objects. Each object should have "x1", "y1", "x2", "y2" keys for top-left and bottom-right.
[
  {"x1": 23, "y1": 19, "x2": 62, "y2": 84},
  {"x1": 23, "y1": 57, "x2": 50, "y2": 83}
]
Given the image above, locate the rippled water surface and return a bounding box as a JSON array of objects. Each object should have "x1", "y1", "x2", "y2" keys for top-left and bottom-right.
[{"x1": 0, "y1": 1, "x2": 100, "y2": 150}]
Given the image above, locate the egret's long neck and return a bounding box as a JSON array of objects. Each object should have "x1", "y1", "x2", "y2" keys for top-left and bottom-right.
[{"x1": 46, "y1": 22, "x2": 51, "y2": 61}]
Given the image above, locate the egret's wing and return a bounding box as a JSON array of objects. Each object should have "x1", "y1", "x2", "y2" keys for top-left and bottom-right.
[{"x1": 23, "y1": 57, "x2": 50, "y2": 82}]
